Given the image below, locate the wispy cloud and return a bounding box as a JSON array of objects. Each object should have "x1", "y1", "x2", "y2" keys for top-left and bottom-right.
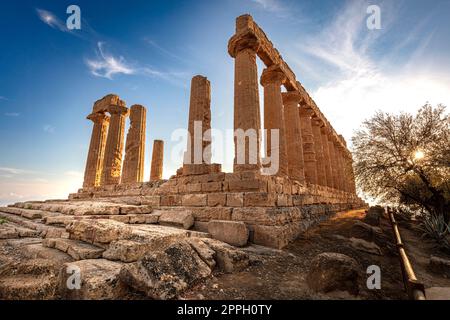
[
  {"x1": 64, "y1": 170, "x2": 82, "y2": 178},
  {"x1": 285, "y1": 0, "x2": 450, "y2": 146},
  {"x1": 0, "y1": 167, "x2": 27, "y2": 175},
  {"x1": 251, "y1": 0, "x2": 284, "y2": 13},
  {"x1": 0, "y1": 96, "x2": 8, "y2": 101},
  {"x1": 86, "y1": 42, "x2": 189, "y2": 84},
  {"x1": 36, "y1": 8, "x2": 68, "y2": 32},
  {"x1": 86, "y1": 42, "x2": 136, "y2": 79},
  {"x1": 43, "y1": 124, "x2": 55, "y2": 134},
  {"x1": 4, "y1": 112, "x2": 19, "y2": 117},
  {"x1": 144, "y1": 38, "x2": 185, "y2": 62}
]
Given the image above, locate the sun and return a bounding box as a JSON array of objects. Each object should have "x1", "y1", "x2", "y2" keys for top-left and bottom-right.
[{"x1": 413, "y1": 150, "x2": 425, "y2": 160}]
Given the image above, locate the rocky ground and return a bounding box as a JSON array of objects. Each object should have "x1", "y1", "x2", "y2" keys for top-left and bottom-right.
[{"x1": 1, "y1": 201, "x2": 449, "y2": 300}]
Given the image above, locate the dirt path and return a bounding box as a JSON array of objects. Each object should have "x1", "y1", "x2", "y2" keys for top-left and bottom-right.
[{"x1": 182, "y1": 209, "x2": 409, "y2": 300}]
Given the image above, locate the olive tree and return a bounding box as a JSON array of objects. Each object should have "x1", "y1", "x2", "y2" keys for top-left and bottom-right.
[{"x1": 352, "y1": 104, "x2": 450, "y2": 222}]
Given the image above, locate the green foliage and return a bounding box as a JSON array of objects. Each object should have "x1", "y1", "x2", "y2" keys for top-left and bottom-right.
[
  {"x1": 352, "y1": 104, "x2": 450, "y2": 222},
  {"x1": 0, "y1": 217, "x2": 7, "y2": 224}
]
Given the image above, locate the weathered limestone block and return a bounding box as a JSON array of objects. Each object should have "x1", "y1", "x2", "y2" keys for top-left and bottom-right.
[
  {"x1": 190, "y1": 207, "x2": 233, "y2": 222},
  {"x1": 208, "y1": 220, "x2": 249, "y2": 247},
  {"x1": 261, "y1": 65, "x2": 288, "y2": 176},
  {"x1": 160, "y1": 195, "x2": 182, "y2": 206},
  {"x1": 119, "y1": 241, "x2": 211, "y2": 299},
  {"x1": 307, "y1": 252, "x2": 360, "y2": 294},
  {"x1": 59, "y1": 259, "x2": 126, "y2": 299},
  {"x1": 226, "y1": 193, "x2": 244, "y2": 207},
  {"x1": 201, "y1": 238, "x2": 250, "y2": 273},
  {"x1": 101, "y1": 103, "x2": 129, "y2": 185},
  {"x1": 187, "y1": 238, "x2": 216, "y2": 269},
  {"x1": 150, "y1": 140, "x2": 164, "y2": 181},
  {"x1": 181, "y1": 194, "x2": 207, "y2": 206},
  {"x1": 252, "y1": 225, "x2": 290, "y2": 249},
  {"x1": 243, "y1": 192, "x2": 276, "y2": 207},
  {"x1": 43, "y1": 238, "x2": 104, "y2": 260},
  {"x1": 158, "y1": 210, "x2": 194, "y2": 229},
  {"x1": 122, "y1": 105, "x2": 146, "y2": 184},
  {"x1": 207, "y1": 193, "x2": 227, "y2": 206},
  {"x1": 66, "y1": 219, "x2": 132, "y2": 244},
  {"x1": 83, "y1": 113, "x2": 110, "y2": 188}
]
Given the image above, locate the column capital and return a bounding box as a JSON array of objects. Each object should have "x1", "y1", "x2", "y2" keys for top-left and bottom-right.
[
  {"x1": 282, "y1": 90, "x2": 303, "y2": 105},
  {"x1": 87, "y1": 112, "x2": 110, "y2": 124},
  {"x1": 228, "y1": 31, "x2": 260, "y2": 58},
  {"x1": 298, "y1": 105, "x2": 314, "y2": 117},
  {"x1": 260, "y1": 65, "x2": 286, "y2": 86},
  {"x1": 107, "y1": 105, "x2": 129, "y2": 116}
]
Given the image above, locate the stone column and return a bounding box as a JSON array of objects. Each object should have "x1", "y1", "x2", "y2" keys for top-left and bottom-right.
[
  {"x1": 261, "y1": 65, "x2": 288, "y2": 176},
  {"x1": 334, "y1": 144, "x2": 344, "y2": 191},
  {"x1": 311, "y1": 118, "x2": 327, "y2": 187},
  {"x1": 150, "y1": 140, "x2": 164, "y2": 181},
  {"x1": 228, "y1": 31, "x2": 261, "y2": 172},
  {"x1": 327, "y1": 136, "x2": 338, "y2": 189},
  {"x1": 122, "y1": 105, "x2": 146, "y2": 184},
  {"x1": 320, "y1": 126, "x2": 333, "y2": 189},
  {"x1": 183, "y1": 75, "x2": 212, "y2": 174},
  {"x1": 83, "y1": 113, "x2": 110, "y2": 188},
  {"x1": 349, "y1": 155, "x2": 357, "y2": 194},
  {"x1": 101, "y1": 105, "x2": 129, "y2": 185},
  {"x1": 299, "y1": 106, "x2": 317, "y2": 184},
  {"x1": 282, "y1": 91, "x2": 305, "y2": 182}
]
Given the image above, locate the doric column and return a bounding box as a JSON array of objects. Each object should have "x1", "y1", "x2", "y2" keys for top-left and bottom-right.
[
  {"x1": 348, "y1": 154, "x2": 357, "y2": 194},
  {"x1": 228, "y1": 28, "x2": 261, "y2": 172},
  {"x1": 150, "y1": 140, "x2": 164, "y2": 181},
  {"x1": 101, "y1": 105, "x2": 129, "y2": 185},
  {"x1": 299, "y1": 106, "x2": 317, "y2": 184},
  {"x1": 320, "y1": 126, "x2": 333, "y2": 188},
  {"x1": 122, "y1": 105, "x2": 146, "y2": 184},
  {"x1": 282, "y1": 91, "x2": 305, "y2": 182},
  {"x1": 261, "y1": 65, "x2": 288, "y2": 176},
  {"x1": 327, "y1": 136, "x2": 338, "y2": 189},
  {"x1": 334, "y1": 143, "x2": 345, "y2": 191},
  {"x1": 83, "y1": 113, "x2": 109, "y2": 188},
  {"x1": 183, "y1": 75, "x2": 212, "y2": 173},
  {"x1": 311, "y1": 118, "x2": 327, "y2": 187}
]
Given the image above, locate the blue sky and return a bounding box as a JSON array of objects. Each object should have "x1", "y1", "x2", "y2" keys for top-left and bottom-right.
[{"x1": 1, "y1": 0, "x2": 449, "y2": 205}]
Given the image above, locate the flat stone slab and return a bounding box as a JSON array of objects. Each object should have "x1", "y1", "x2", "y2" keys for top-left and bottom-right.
[
  {"x1": 58, "y1": 259, "x2": 126, "y2": 299},
  {"x1": 66, "y1": 219, "x2": 132, "y2": 244},
  {"x1": 208, "y1": 220, "x2": 249, "y2": 247},
  {"x1": 43, "y1": 238, "x2": 104, "y2": 260},
  {"x1": 158, "y1": 210, "x2": 194, "y2": 229},
  {"x1": 425, "y1": 287, "x2": 450, "y2": 300}
]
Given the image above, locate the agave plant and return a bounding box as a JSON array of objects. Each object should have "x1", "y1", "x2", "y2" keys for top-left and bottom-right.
[{"x1": 419, "y1": 213, "x2": 450, "y2": 243}]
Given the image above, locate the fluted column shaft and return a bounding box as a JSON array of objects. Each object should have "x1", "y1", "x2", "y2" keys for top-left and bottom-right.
[
  {"x1": 311, "y1": 119, "x2": 327, "y2": 186},
  {"x1": 335, "y1": 144, "x2": 345, "y2": 191},
  {"x1": 150, "y1": 140, "x2": 164, "y2": 181},
  {"x1": 122, "y1": 105, "x2": 146, "y2": 184},
  {"x1": 328, "y1": 137, "x2": 338, "y2": 189},
  {"x1": 320, "y1": 127, "x2": 333, "y2": 188},
  {"x1": 83, "y1": 113, "x2": 109, "y2": 188},
  {"x1": 299, "y1": 106, "x2": 317, "y2": 184},
  {"x1": 261, "y1": 66, "x2": 288, "y2": 176},
  {"x1": 101, "y1": 105, "x2": 129, "y2": 185},
  {"x1": 282, "y1": 91, "x2": 305, "y2": 182}
]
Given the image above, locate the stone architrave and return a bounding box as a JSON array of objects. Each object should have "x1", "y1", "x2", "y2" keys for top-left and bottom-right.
[
  {"x1": 228, "y1": 28, "x2": 261, "y2": 173},
  {"x1": 150, "y1": 140, "x2": 164, "y2": 181},
  {"x1": 282, "y1": 91, "x2": 305, "y2": 182},
  {"x1": 320, "y1": 126, "x2": 333, "y2": 188},
  {"x1": 311, "y1": 118, "x2": 327, "y2": 187},
  {"x1": 83, "y1": 113, "x2": 110, "y2": 188},
  {"x1": 122, "y1": 105, "x2": 146, "y2": 184},
  {"x1": 261, "y1": 65, "x2": 288, "y2": 176},
  {"x1": 299, "y1": 105, "x2": 317, "y2": 185},
  {"x1": 101, "y1": 103, "x2": 129, "y2": 185}
]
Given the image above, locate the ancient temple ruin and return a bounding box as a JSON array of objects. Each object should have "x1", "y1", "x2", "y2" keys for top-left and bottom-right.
[{"x1": 73, "y1": 14, "x2": 365, "y2": 248}]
